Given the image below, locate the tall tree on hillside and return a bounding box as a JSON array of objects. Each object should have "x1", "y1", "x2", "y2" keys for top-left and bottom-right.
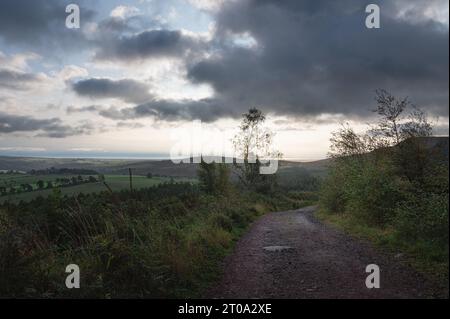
[
  {"x1": 232, "y1": 108, "x2": 282, "y2": 192},
  {"x1": 370, "y1": 89, "x2": 433, "y2": 147}
]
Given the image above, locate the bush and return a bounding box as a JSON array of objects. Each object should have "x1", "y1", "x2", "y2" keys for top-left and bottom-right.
[
  {"x1": 347, "y1": 159, "x2": 401, "y2": 226},
  {"x1": 395, "y1": 189, "x2": 449, "y2": 250},
  {"x1": 319, "y1": 143, "x2": 449, "y2": 279},
  {"x1": 319, "y1": 165, "x2": 347, "y2": 214}
]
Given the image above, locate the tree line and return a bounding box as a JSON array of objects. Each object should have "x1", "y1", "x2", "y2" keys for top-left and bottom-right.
[{"x1": 0, "y1": 175, "x2": 99, "y2": 196}]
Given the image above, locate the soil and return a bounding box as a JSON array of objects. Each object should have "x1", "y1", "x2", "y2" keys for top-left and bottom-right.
[{"x1": 207, "y1": 206, "x2": 447, "y2": 299}]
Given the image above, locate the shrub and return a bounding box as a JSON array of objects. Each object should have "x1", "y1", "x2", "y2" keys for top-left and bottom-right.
[
  {"x1": 345, "y1": 158, "x2": 401, "y2": 226},
  {"x1": 319, "y1": 164, "x2": 347, "y2": 214},
  {"x1": 197, "y1": 161, "x2": 231, "y2": 196},
  {"x1": 395, "y1": 189, "x2": 449, "y2": 250}
]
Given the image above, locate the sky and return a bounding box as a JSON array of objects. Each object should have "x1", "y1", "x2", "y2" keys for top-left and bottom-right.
[{"x1": 0, "y1": 0, "x2": 448, "y2": 161}]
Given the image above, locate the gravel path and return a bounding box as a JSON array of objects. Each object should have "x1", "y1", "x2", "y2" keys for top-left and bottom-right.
[{"x1": 208, "y1": 206, "x2": 445, "y2": 299}]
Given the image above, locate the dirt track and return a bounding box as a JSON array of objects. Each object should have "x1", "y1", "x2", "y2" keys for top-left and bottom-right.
[{"x1": 208, "y1": 206, "x2": 445, "y2": 299}]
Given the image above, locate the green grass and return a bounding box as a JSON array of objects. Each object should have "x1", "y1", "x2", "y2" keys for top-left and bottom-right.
[
  {"x1": 0, "y1": 175, "x2": 196, "y2": 203},
  {"x1": 316, "y1": 209, "x2": 449, "y2": 289}
]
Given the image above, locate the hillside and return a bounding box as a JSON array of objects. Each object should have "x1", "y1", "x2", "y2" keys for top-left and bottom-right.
[
  {"x1": 0, "y1": 156, "x2": 331, "y2": 178},
  {"x1": 398, "y1": 136, "x2": 449, "y2": 160},
  {"x1": 1, "y1": 136, "x2": 445, "y2": 178}
]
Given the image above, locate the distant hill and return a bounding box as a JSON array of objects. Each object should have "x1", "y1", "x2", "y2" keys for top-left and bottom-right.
[
  {"x1": 398, "y1": 136, "x2": 449, "y2": 160},
  {"x1": 1, "y1": 137, "x2": 445, "y2": 178},
  {"x1": 0, "y1": 155, "x2": 331, "y2": 178}
]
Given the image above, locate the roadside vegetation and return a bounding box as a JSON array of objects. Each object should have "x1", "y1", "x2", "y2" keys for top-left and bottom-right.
[
  {"x1": 0, "y1": 182, "x2": 310, "y2": 298},
  {"x1": 318, "y1": 90, "x2": 449, "y2": 286}
]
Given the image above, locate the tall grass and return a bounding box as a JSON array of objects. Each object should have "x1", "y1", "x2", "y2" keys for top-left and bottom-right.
[{"x1": 0, "y1": 183, "x2": 304, "y2": 298}]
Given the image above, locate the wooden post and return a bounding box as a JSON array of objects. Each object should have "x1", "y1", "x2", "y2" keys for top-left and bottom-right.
[{"x1": 129, "y1": 168, "x2": 133, "y2": 192}]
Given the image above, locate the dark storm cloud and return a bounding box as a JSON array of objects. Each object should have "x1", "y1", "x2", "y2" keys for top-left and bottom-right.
[
  {"x1": 182, "y1": 0, "x2": 449, "y2": 121},
  {"x1": 97, "y1": 13, "x2": 163, "y2": 35},
  {"x1": 0, "y1": 0, "x2": 95, "y2": 51},
  {"x1": 1, "y1": 0, "x2": 447, "y2": 125},
  {"x1": 74, "y1": 98, "x2": 233, "y2": 122},
  {"x1": 66, "y1": 104, "x2": 135, "y2": 120},
  {"x1": 0, "y1": 69, "x2": 41, "y2": 90},
  {"x1": 0, "y1": 112, "x2": 94, "y2": 138},
  {"x1": 37, "y1": 122, "x2": 95, "y2": 138},
  {"x1": 132, "y1": 98, "x2": 232, "y2": 122},
  {"x1": 94, "y1": 29, "x2": 205, "y2": 61},
  {"x1": 80, "y1": 0, "x2": 448, "y2": 123},
  {"x1": 71, "y1": 78, "x2": 153, "y2": 104}
]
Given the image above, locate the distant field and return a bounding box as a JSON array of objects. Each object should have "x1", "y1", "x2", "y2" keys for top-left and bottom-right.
[
  {"x1": 0, "y1": 175, "x2": 196, "y2": 203},
  {"x1": 0, "y1": 174, "x2": 81, "y2": 186}
]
